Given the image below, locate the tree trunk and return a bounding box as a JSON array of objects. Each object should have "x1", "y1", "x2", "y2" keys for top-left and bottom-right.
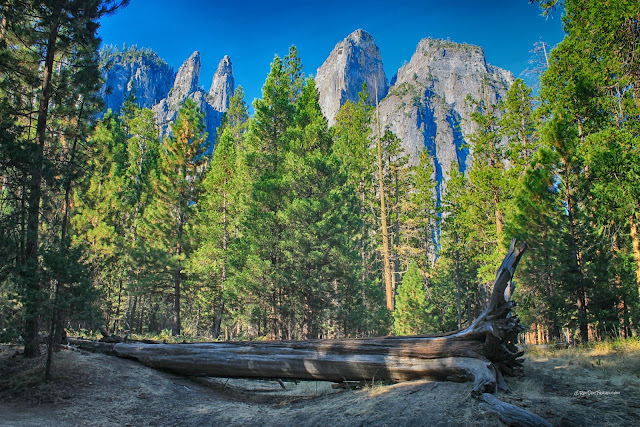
[
  {"x1": 71, "y1": 240, "x2": 528, "y2": 395},
  {"x1": 455, "y1": 249, "x2": 462, "y2": 329},
  {"x1": 478, "y1": 393, "x2": 552, "y2": 427},
  {"x1": 173, "y1": 215, "x2": 184, "y2": 336},
  {"x1": 173, "y1": 269, "x2": 181, "y2": 336},
  {"x1": 23, "y1": 17, "x2": 60, "y2": 358},
  {"x1": 375, "y1": 83, "x2": 394, "y2": 312},
  {"x1": 630, "y1": 218, "x2": 640, "y2": 298},
  {"x1": 113, "y1": 278, "x2": 123, "y2": 333},
  {"x1": 213, "y1": 185, "x2": 228, "y2": 340},
  {"x1": 0, "y1": 13, "x2": 6, "y2": 44},
  {"x1": 564, "y1": 168, "x2": 588, "y2": 343}
]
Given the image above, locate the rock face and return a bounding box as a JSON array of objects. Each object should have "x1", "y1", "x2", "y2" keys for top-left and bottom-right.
[
  {"x1": 209, "y1": 55, "x2": 235, "y2": 112},
  {"x1": 152, "y1": 51, "x2": 235, "y2": 148},
  {"x1": 99, "y1": 47, "x2": 175, "y2": 113},
  {"x1": 315, "y1": 29, "x2": 388, "y2": 126},
  {"x1": 99, "y1": 48, "x2": 235, "y2": 150},
  {"x1": 378, "y1": 38, "x2": 513, "y2": 197},
  {"x1": 169, "y1": 50, "x2": 201, "y2": 101}
]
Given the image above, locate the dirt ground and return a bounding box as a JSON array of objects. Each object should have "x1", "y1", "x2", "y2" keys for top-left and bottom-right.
[{"x1": 0, "y1": 343, "x2": 638, "y2": 426}]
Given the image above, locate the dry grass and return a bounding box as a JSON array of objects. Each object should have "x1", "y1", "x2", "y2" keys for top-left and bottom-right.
[{"x1": 506, "y1": 338, "x2": 640, "y2": 426}]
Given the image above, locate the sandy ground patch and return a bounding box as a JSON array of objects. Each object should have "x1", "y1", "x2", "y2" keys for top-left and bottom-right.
[{"x1": 3, "y1": 343, "x2": 638, "y2": 426}]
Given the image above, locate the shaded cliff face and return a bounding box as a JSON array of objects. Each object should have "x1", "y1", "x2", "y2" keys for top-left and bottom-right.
[
  {"x1": 99, "y1": 48, "x2": 234, "y2": 150},
  {"x1": 315, "y1": 29, "x2": 388, "y2": 126},
  {"x1": 315, "y1": 33, "x2": 512, "y2": 197},
  {"x1": 152, "y1": 52, "x2": 235, "y2": 148},
  {"x1": 99, "y1": 47, "x2": 175, "y2": 113},
  {"x1": 378, "y1": 38, "x2": 513, "y2": 197}
]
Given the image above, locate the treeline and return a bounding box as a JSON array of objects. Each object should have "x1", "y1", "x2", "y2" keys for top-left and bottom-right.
[{"x1": 1, "y1": 0, "x2": 639, "y2": 358}]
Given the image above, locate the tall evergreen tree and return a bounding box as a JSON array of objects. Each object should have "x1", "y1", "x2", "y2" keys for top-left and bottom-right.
[
  {"x1": 192, "y1": 87, "x2": 249, "y2": 338},
  {"x1": 393, "y1": 261, "x2": 428, "y2": 335},
  {"x1": 0, "y1": 0, "x2": 128, "y2": 357},
  {"x1": 280, "y1": 78, "x2": 358, "y2": 338},
  {"x1": 333, "y1": 86, "x2": 388, "y2": 335},
  {"x1": 73, "y1": 96, "x2": 160, "y2": 336},
  {"x1": 242, "y1": 54, "x2": 296, "y2": 339},
  {"x1": 437, "y1": 163, "x2": 475, "y2": 329},
  {"x1": 142, "y1": 98, "x2": 208, "y2": 336}
]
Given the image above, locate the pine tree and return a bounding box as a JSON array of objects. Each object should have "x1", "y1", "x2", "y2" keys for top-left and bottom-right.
[
  {"x1": 333, "y1": 86, "x2": 388, "y2": 335},
  {"x1": 72, "y1": 111, "x2": 126, "y2": 333},
  {"x1": 0, "y1": 0, "x2": 129, "y2": 357},
  {"x1": 461, "y1": 95, "x2": 513, "y2": 309},
  {"x1": 241, "y1": 54, "x2": 296, "y2": 339},
  {"x1": 192, "y1": 87, "x2": 249, "y2": 338},
  {"x1": 280, "y1": 78, "x2": 358, "y2": 338},
  {"x1": 406, "y1": 149, "x2": 439, "y2": 271},
  {"x1": 437, "y1": 163, "x2": 475, "y2": 328},
  {"x1": 393, "y1": 261, "x2": 428, "y2": 335},
  {"x1": 143, "y1": 98, "x2": 208, "y2": 336}
]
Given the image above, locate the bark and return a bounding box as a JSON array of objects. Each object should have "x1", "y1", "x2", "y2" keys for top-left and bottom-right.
[
  {"x1": 630, "y1": 218, "x2": 640, "y2": 298},
  {"x1": 173, "y1": 269, "x2": 181, "y2": 336},
  {"x1": 23, "y1": 14, "x2": 60, "y2": 358},
  {"x1": 173, "y1": 216, "x2": 184, "y2": 336},
  {"x1": 494, "y1": 192, "x2": 504, "y2": 238},
  {"x1": 478, "y1": 393, "x2": 552, "y2": 427},
  {"x1": 113, "y1": 278, "x2": 123, "y2": 333},
  {"x1": 375, "y1": 83, "x2": 394, "y2": 312},
  {"x1": 0, "y1": 11, "x2": 6, "y2": 45},
  {"x1": 564, "y1": 168, "x2": 588, "y2": 343},
  {"x1": 71, "y1": 240, "x2": 528, "y2": 396},
  {"x1": 455, "y1": 249, "x2": 462, "y2": 329},
  {"x1": 212, "y1": 184, "x2": 228, "y2": 340}
]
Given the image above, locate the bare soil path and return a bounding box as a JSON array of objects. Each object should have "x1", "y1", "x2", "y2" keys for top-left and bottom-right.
[{"x1": 1, "y1": 343, "x2": 638, "y2": 426}]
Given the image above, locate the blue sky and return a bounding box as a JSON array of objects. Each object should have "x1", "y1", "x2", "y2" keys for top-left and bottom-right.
[{"x1": 98, "y1": 0, "x2": 565, "y2": 106}]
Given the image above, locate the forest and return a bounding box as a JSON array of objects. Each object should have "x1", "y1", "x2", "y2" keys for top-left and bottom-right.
[{"x1": 1, "y1": 0, "x2": 639, "y2": 367}]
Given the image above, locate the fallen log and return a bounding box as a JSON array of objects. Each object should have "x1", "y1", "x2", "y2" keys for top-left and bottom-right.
[
  {"x1": 479, "y1": 393, "x2": 553, "y2": 427},
  {"x1": 70, "y1": 239, "x2": 527, "y2": 395}
]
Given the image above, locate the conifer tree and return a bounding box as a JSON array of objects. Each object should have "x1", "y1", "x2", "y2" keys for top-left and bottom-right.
[
  {"x1": 143, "y1": 98, "x2": 208, "y2": 336},
  {"x1": 281, "y1": 78, "x2": 358, "y2": 338},
  {"x1": 404, "y1": 149, "x2": 439, "y2": 271},
  {"x1": 393, "y1": 260, "x2": 428, "y2": 335},
  {"x1": 437, "y1": 163, "x2": 475, "y2": 328},
  {"x1": 0, "y1": 0, "x2": 129, "y2": 356},
  {"x1": 72, "y1": 111, "x2": 126, "y2": 333},
  {"x1": 333, "y1": 86, "x2": 388, "y2": 335},
  {"x1": 242, "y1": 54, "x2": 296, "y2": 339},
  {"x1": 192, "y1": 87, "x2": 249, "y2": 338}
]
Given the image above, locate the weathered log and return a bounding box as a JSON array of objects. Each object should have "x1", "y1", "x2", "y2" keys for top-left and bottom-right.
[
  {"x1": 479, "y1": 393, "x2": 553, "y2": 427},
  {"x1": 70, "y1": 239, "x2": 528, "y2": 395}
]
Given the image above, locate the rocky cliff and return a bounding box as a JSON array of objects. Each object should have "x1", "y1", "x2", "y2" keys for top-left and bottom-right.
[
  {"x1": 315, "y1": 29, "x2": 388, "y2": 126},
  {"x1": 99, "y1": 48, "x2": 235, "y2": 149},
  {"x1": 378, "y1": 38, "x2": 513, "y2": 196},
  {"x1": 315, "y1": 33, "x2": 513, "y2": 197},
  {"x1": 209, "y1": 55, "x2": 235, "y2": 112},
  {"x1": 99, "y1": 46, "x2": 175, "y2": 113},
  {"x1": 152, "y1": 52, "x2": 235, "y2": 146}
]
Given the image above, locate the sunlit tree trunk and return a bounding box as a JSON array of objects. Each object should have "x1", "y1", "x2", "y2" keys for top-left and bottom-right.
[
  {"x1": 375, "y1": 84, "x2": 393, "y2": 312},
  {"x1": 630, "y1": 217, "x2": 640, "y2": 298}
]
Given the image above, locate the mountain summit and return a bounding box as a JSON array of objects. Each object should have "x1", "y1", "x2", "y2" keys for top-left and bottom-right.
[
  {"x1": 378, "y1": 38, "x2": 513, "y2": 196},
  {"x1": 315, "y1": 29, "x2": 388, "y2": 126},
  {"x1": 209, "y1": 55, "x2": 235, "y2": 112},
  {"x1": 152, "y1": 51, "x2": 235, "y2": 145}
]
